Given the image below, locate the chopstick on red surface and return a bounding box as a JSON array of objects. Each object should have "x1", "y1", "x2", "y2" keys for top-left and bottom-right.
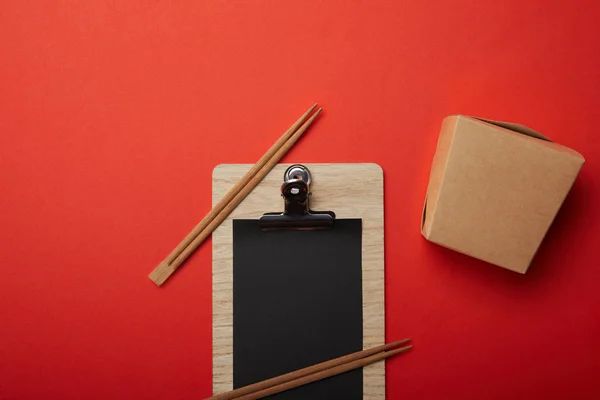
[
  {"x1": 149, "y1": 104, "x2": 322, "y2": 286},
  {"x1": 208, "y1": 339, "x2": 412, "y2": 400}
]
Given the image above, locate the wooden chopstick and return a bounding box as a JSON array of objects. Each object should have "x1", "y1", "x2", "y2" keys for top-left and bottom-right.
[
  {"x1": 208, "y1": 339, "x2": 412, "y2": 400},
  {"x1": 149, "y1": 104, "x2": 322, "y2": 286},
  {"x1": 236, "y1": 346, "x2": 411, "y2": 400}
]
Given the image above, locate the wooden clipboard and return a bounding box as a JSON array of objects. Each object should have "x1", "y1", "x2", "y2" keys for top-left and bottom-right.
[{"x1": 212, "y1": 163, "x2": 385, "y2": 398}]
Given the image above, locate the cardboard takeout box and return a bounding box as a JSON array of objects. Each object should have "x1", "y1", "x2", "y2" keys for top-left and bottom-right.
[{"x1": 421, "y1": 115, "x2": 584, "y2": 273}]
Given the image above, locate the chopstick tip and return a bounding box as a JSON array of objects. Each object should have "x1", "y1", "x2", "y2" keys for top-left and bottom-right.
[
  {"x1": 308, "y1": 103, "x2": 322, "y2": 114},
  {"x1": 387, "y1": 345, "x2": 413, "y2": 358},
  {"x1": 386, "y1": 338, "x2": 411, "y2": 348}
]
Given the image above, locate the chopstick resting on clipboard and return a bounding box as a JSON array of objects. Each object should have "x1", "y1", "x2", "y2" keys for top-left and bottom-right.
[
  {"x1": 149, "y1": 104, "x2": 323, "y2": 286},
  {"x1": 207, "y1": 339, "x2": 412, "y2": 400}
]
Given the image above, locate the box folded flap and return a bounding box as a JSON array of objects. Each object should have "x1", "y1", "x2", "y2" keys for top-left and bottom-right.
[
  {"x1": 473, "y1": 117, "x2": 550, "y2": 142},
  {"x1": 421, "y1": 116, "x2": 458, "y2": 239}
]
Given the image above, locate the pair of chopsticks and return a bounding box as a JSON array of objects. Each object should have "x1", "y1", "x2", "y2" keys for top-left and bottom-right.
[
  {"x1": 149, "y1": 104, "x2": 323, "y2": 286},
  {"x1": 207, "y1": 339, "x2": 412, "y2": 400}
]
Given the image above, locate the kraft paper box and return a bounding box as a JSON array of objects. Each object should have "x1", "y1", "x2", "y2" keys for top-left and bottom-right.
[{"x1": 421, "y1": 115, "x2": 584, "y2": 273}]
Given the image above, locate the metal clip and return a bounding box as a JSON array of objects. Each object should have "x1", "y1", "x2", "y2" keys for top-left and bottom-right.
[{"x1": 258, "y1": 164, "x2": 335, "y2": 231}]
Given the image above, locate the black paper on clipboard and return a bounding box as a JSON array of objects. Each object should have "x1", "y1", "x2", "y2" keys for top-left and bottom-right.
[{"x1": 232, "y1": 218, "x2": 363, "y2": 399}]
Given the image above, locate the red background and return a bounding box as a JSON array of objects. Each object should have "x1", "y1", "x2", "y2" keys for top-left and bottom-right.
[{"x1": 1, "y1": 1, "x2": 599, "y2": 399}]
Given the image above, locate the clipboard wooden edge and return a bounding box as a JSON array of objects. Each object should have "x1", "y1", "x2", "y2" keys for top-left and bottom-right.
[{"x1": 212, "y1": 163, "x2": 385, "y2": 399}]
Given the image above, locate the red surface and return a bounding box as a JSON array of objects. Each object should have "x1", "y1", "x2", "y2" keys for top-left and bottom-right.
[{"x1": 1, "y1": 1, "x2": 600, "y2": 399}]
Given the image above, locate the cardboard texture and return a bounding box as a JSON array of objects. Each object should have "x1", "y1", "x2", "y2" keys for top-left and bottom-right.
[{"x1": 422, "y1": 115, "x2": 584, "y2": 273}]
